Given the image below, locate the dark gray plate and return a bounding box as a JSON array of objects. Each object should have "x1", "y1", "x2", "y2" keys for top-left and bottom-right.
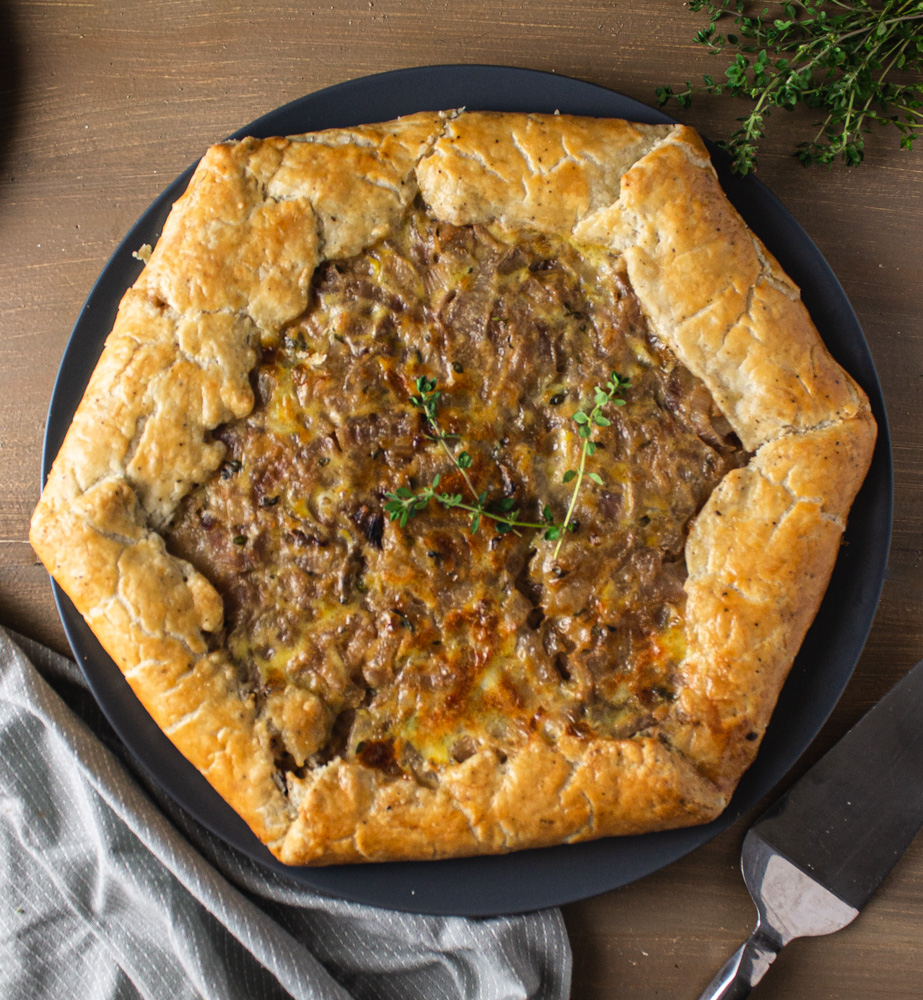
[{"x1": 43, "y1": 65, "x2": 892, "y2": 916}]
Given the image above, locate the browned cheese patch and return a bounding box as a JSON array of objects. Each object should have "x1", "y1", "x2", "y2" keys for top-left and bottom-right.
[{"x1": 164, "y1": 201, "x2": 746, "y2": 783}]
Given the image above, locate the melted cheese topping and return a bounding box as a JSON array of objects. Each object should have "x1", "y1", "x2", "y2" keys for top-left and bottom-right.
[{"x1": 164, "y1": 202, "x2": 746, "y2": 780}]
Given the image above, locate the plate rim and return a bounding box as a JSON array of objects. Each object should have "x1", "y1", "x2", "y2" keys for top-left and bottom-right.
[{"x1": 42, "y1": 64, "x2": 893, "y2": 916}]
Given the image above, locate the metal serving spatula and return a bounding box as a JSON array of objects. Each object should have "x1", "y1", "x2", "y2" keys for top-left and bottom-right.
[{"x1": 697, "y1": 656, "x2": 923, "y2": 1000}]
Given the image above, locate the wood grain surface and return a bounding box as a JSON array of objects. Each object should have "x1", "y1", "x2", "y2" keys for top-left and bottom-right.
[{"x1": 1, "y1": 2, "x2": 920, "y2": 997}]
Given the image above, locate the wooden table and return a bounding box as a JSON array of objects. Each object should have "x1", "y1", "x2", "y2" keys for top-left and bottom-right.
[{"x1": 2, "y1": 2, "x2": 920, "y2": 996}]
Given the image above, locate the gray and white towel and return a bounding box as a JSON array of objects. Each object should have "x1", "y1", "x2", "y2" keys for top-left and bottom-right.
[{"x1": 0, "y1": 627, "x2": 571, "y2": 1000}]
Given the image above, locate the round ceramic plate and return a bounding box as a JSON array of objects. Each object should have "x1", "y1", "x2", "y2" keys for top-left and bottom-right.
[{"x1": 43, "y1": 65, "x2": 892, "y2": 916}]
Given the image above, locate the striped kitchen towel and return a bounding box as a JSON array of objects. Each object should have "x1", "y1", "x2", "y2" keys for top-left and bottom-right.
[{"x1": 0, "y1": 627, "x2": 571, "y2": 1000}]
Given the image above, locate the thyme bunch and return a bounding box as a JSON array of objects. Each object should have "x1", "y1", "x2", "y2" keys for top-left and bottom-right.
[{"x1": 657, "y1": 1, "x2": 923, "y2": 174}]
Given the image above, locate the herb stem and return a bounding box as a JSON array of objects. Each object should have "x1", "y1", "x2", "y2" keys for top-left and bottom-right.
[
  {"x1": 432, "y1": 419, "x2": 481, "y2": 504},
  {"x1": 810, "y1": 27, "x2": 914, "y2": 152},
  {"x1": 450, "y1": 500, "x2": 545, "y2": 531},
  {"x1": 862, "y1": 34, "x2": 913, "y2": 115},
  {"x1": 418, "y1": 380, "x2": 526, "y2": 533},
  {"x1": 553, "y1": 369, "x2": 631, "y2": 560},
  {"x1": 554, "y1": 441, "x2": 588, "y2": 560}
]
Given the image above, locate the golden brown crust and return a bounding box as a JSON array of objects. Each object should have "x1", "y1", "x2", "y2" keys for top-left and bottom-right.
[
  {"x1": 31, "y1": 111, "x2": 876, "y2": 865},
  {"x1": 415, "y1": 113, "x2": 674, "y2": 232},
  {"x1": 279, "y1": 736, "x2": 725, "y2": 865}
]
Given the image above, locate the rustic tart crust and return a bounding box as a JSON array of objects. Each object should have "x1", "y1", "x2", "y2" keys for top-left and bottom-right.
[{"x1": 31, "y1": 111, "x2": 875, "y2": 864}]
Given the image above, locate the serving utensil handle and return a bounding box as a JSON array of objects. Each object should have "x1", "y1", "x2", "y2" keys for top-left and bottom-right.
[{"x1": 696, "y1": 928, "x2": 781, "y2": 1000}]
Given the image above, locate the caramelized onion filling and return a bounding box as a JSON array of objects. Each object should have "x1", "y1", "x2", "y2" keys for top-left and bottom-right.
[{"x1": 164, "y1": 201, "x2": 747, "y2": 780}]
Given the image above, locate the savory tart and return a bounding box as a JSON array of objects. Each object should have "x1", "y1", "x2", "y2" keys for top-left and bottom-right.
[{"x1": 30, "y1": 111, "x2": 876, "y2": 865}]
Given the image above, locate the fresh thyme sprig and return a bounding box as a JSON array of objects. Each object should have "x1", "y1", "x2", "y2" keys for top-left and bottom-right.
[
  {"x1": 383, "y1": 372, "x2": 631, "y2": 552},
  {"x1": 554, "y1": 371, "x2": 631, "y2": 558},
  {"x1": 384, "y1": 376, "x2": 554, "y2": 537},
  {"x1": 384, "y1": 480, "x2": 557, "y2": 536},
  {"x1": 656, "y1": 1, "x2": 923, "y2": 175}
]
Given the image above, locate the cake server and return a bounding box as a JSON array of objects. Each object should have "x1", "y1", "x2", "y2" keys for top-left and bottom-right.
[{"x1": 697, "y1": 655, "x2": 923, "y2": 1000}]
